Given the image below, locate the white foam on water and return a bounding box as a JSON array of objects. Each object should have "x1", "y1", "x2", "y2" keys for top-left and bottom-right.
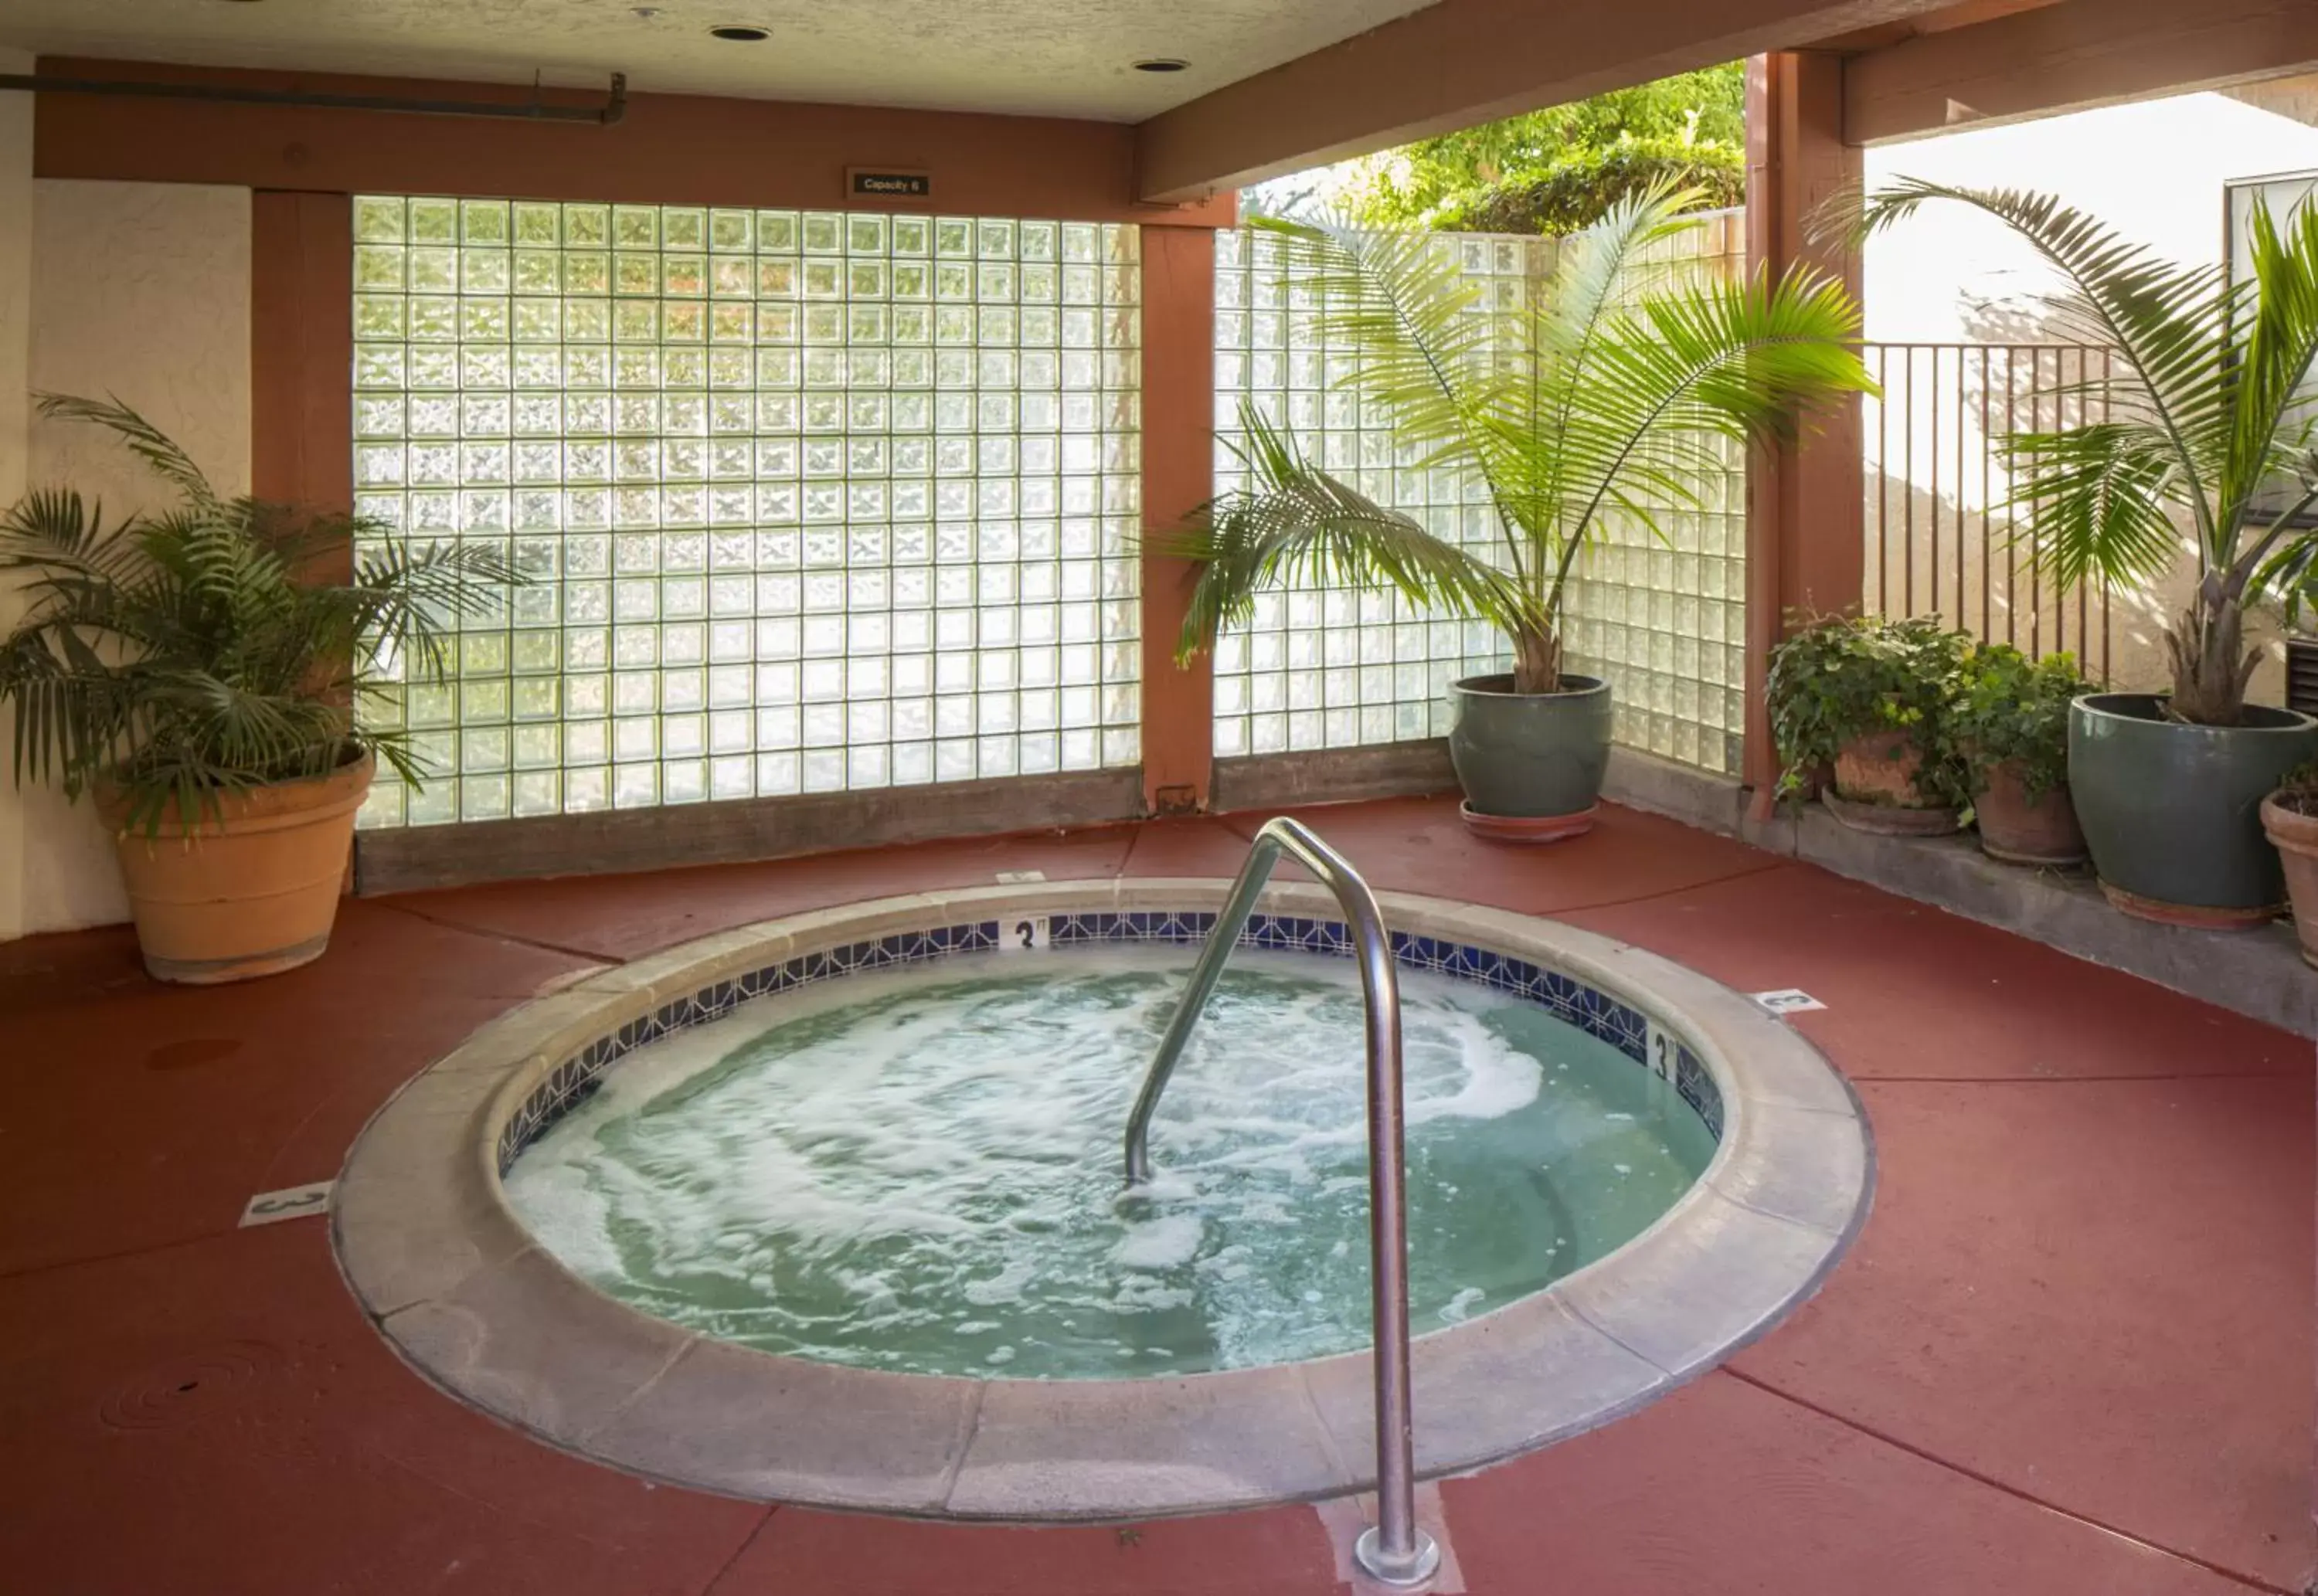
[
  {"x1": 1110, "y1": 1214, "x2": 1205, "y2": 1271},
  {"x1": 503, "y1": 946, "x2": 1709, "y2": 1378},
  {"x1": 1439, "y1": 1287, "x2": 1486, "y2": 1324}
]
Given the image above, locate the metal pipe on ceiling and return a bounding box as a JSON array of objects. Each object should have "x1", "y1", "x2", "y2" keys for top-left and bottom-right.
[{"x1": 0, "y1": 71, "x2": 628, "y2": 124}]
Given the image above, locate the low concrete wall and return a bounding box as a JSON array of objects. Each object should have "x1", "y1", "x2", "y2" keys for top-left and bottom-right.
[
  {"x1": 355, "y1": 768, "x2": 1147, "y2": 896},
  {"x1": 1602, "y1": 748, "x2": 2317, "y2": 1040},
  {"x1": 1212, "y1": 742, "x2": 1458, "y2": 813}
]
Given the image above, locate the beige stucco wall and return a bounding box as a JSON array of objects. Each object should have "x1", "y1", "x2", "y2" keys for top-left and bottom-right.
[
  {"x1": 2, "y1": 177, "x2": 253, "y2": 937},
  {"x1": 1864, "y1": 90, "x2": 2318, "y2": 705},
  {"x1": 0, "y1": 50, "x2": 32, "y2": 942}
]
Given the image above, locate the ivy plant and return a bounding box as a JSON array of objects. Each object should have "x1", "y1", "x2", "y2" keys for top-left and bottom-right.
[
  {"x1": 1945, "y1": 644, "x2": 2091, "y2": 802},
  {"x1": 1766, "y1": 614, "x2": 1973, "y2": 804}
]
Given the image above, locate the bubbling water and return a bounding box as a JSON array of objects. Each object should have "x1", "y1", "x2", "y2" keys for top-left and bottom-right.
[{"x1": 505, "y1": 947, "x2": 1713, "y2": 1377}]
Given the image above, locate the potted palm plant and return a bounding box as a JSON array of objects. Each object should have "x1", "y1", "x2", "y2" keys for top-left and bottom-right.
[
  {"x1": 1857, "y1": 181, "x2": 2318, "y2": 925},
  {"x1": 0, "y1": 396, "x2": 508, "y2": 983},
  {"x1": 1946, "y1": 643, "x2": 2090, "y2": 866},
  {"x1": 1170, "y1": 185, "x2": 1874, "y2": 839}
]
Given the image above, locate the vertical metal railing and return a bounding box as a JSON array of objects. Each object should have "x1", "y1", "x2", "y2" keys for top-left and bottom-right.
[
  {"x1": 1123, "y1": 817, "x2": 1439, "y2": 1590},
  {"x1": 1862, "y1": 342, "x2": 2116, "y2": 677}
]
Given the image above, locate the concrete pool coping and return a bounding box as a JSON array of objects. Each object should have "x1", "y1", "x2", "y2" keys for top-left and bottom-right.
[{"x1": 331, "y1": 878, "x2": 1874, "y2": 1521}]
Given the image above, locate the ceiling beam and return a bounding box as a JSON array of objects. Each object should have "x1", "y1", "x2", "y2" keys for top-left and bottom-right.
[
  {"x1": 1846, "y1": 0, "x2": 2318, "y2": 144},
  {"x1": 1803, "y1": 0, "x2": 2060, "y2": 58},
  {"x1": 1130, "y1": 0, "x2": 1949, "y2": 203}
]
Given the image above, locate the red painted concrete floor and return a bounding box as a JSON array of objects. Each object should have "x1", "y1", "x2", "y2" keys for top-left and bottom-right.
[{"x1": 1, "y1": 796, "x2": 2309, "y2": 1595}]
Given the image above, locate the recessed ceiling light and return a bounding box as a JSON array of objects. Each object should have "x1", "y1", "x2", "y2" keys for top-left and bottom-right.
[
  {"x1": 709, "y1": 23, "x2": 769, "y2": 41},
  {"x1": 1133, "y1": 59, "x2": 1188, "y2": 73}
]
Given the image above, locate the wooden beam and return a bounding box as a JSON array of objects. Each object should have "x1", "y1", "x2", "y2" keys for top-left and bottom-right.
[
  {"x1": 1136, "y1": 224, "x2": 1221, "y2": 817},
  {"x1": 1744, "y1": 53, "x2": 1864, "y2": 803},
  {"x1": 1846, "y1": 0, "x2": 2318, "y2": 145},
  {"x1": 1132, "y1": 0, "x2": 1946, "y2": 203},
  {"x1": 34, "y1": 56, "x2": 1232, "y2": 228},
  {"x1": 250, "y1": 192, "x2": 352, "y2": 527},
  {"x1": 1805, "y1": 0, "x2": 2059, "y2": 58}
]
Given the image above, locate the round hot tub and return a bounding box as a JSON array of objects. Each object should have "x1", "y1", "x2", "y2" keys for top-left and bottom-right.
[{"x1": 334, "y1": 881, "x2": 1871, "y2": 1520}]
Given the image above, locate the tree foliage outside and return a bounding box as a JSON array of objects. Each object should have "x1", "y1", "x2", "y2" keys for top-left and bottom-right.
[
  {"x1": 1314, "y1": 65, "x2": 1746, "y2": 236},
  {"x1": 1438, "y1": 140, "x2": 1743, "y2": 236}
]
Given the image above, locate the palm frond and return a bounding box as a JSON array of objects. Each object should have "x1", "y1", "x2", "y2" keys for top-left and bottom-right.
[
  {"x1": 1165, "y1": 209, "x2": 1871, "y2": 685},
  {"x1": 1514, "y1": 181, "x2": 1721, "y2": 545},
  {"x1": 1853, "y1": 178, "x2": 2238, "y2": 559},
  {"x1": 2218, "y1": 197, "x2": 2318, "y2": 556},
  {"x1": 1997, "y1": 423, "x2": 2187, "y2": 590},
  {"x1": 1164, "y1": 407, "x2": 1537, "y2": 660},
  {"x1": 1532, "y1": 263, "x2": 1874, "y2": 608},
  {"x1": 1252, "y1": 216, "x2": 1532, "y2": 576},
  {"x1": 0, "y1": 397, "x2": 524, "y2": 827},
  {"x1": 34, "y1": 392, "x2": 219, "y2": 507}
]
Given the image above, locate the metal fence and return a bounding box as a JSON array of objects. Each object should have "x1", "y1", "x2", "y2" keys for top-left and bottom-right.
[{"x1": 1861, "y1": 341, "x2": 2116, "y2": 678}]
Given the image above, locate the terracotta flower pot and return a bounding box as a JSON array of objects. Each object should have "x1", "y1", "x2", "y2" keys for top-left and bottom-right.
[
  {"x1": 1834, "y1": 728, "x2": 1932, "y2": 806},
  {"x1": 2261, "y1": 792, "x2": 2318, "y2": 969},
  {"x1": 100, "y1": 755, "x2": 374, "y2": 984},
  {"x1": 1972, "y1": 761, "x2": 2088, "y2": 867},
  {"x1": 1824, "y1": 728, "x2": 1961, "y2": 835}
]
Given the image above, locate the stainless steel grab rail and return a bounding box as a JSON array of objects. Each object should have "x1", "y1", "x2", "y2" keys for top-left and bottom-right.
[{"x1": 1121, "y1": 817, "x2": 1439, "y2": 1588}]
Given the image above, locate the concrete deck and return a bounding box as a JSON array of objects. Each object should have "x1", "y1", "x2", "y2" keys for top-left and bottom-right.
[{"x1": 0, "y1": 796, "x2": 2308, "y2": 1594}]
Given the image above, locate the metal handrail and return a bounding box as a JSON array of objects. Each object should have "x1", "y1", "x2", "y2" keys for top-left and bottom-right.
[{"x1": 1122, "y1": 817, "x2": 1439, "y2": 1589}]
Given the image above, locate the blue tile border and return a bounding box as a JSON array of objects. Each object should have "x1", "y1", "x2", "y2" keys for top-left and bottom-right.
[{"x1": 495, "y1": 912, "x2": 1723, "y2": 1173}]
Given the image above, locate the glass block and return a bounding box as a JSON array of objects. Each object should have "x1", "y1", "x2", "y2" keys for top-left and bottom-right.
[
  {"x1": 1206, "y1": 219, "x2": 1747, "y2": 776},
  {"x1": 353, "y1": 195, "x2": 1144, "y2": 824}
]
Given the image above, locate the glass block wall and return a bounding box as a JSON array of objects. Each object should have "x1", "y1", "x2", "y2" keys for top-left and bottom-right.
[
  {"x1": 1210, "y1": 212, "x2": 1749, "y2": 775},
  {"x1": 1561, "y1": 210, "x2": 1750, "y2": 776},
  {"x1": 349, "y1": 196, "x2": 1143, "y2": 827}
]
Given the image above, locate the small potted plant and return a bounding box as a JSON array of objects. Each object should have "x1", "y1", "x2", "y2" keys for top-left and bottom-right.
[
  {"x1": 1946, "y1": 643, "x2": 2090, "y2": 866},
  {"x1": 0, "y1": 396, "x2": 508, "y2": 983},
  {"x1": 1767, "y1": 614, "x2": 1970, "y2": 834},
  {"x1": 2262, "y1": 762, "x2": 2318, "y2": 967}
]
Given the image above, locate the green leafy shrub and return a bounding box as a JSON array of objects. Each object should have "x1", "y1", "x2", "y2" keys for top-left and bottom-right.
[
  {"x1": 1440, "y1": 140, "x2": 1744, "y2": 237},
  {"x1": 1946, "y1": 644, "x2": 2091, "y2": 801},
  {"x1": 1766, "y1": 615, "x2": 1973, "y2": 804},
  {"x1": 1330, "y1": 64, "x2": 1743, "y2": 231},
  {"x1": 0, "y1": 395, "x2": 512, "y2": 834},
  {"x1": 2276, "y1": 759, "x2": 2318, "y2": 816}
]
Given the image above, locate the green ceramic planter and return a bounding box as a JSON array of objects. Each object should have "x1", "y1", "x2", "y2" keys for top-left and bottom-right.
[
  {"x1": 2067, "y1": 693, "x2": 2318, "y2": 926},
  {"x1": 1447, "y1": 673, "x2": 1613, "y2": 821}
]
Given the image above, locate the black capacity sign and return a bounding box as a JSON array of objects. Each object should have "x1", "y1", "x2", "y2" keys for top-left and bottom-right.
[{"x1": 848, "y1": 168, "x2": 931, "y2": 199}]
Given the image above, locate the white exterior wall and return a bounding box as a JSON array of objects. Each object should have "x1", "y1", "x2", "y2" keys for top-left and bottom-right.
[
  {"x1": 2, "y1": 178, "x2": 252, "y2": 936},
  {"x1": 1863, "y1": 90, "x2": 2318, "y2": 700}
]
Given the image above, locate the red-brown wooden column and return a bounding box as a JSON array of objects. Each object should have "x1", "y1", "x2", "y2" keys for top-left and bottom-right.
[
  {"x1": 251, "y1": 188, "x2": 354, "y2": 575},
  {"x1": 1743, "y1": 51, "x2": 1864, "y2": 803},
  {"x1": 1138, "y1": 222, "x2": 1219, "y2": 815}
]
